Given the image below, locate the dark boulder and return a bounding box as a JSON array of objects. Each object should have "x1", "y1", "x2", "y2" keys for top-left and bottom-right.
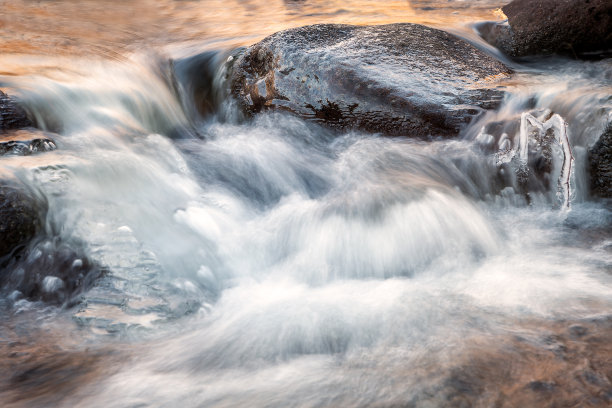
[
  {"x1": 0, "y1": 93, "x2": 56, "y2": 262},
  {"x1": 0, "y1": 90, "x2": 33, "y2": 131},
  {"x1": 1, "y1": 238, "x2": 102, "y2": 305},
  {"x1": 231, "y1": 23, "x2": 511, "y2": 138},
  {"x1": 589, "y1": 122, "x2": 612, "y2": 198},
  {"x1": 0, "y1": 95, "x2": 49, "y2": 260},
  {"x1": 0, "y1": 180, "x2": 45, "y2": 260},
  {"x1": 0, "y1": 130, "x2": 57, "y2": 156},
  {"x1": 481, "y1": 0, "x2": 612, "y2": 58},
  {"x1": 0, "y1": 179, "x2": 101, "y2": 305}
]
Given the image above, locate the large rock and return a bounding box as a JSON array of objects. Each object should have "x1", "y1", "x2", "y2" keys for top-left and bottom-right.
[
  {"x1": 231, "y1": 23, "x2": 511, "y2": 138},
  {"x1": 589, "y1": 122, "x2": 612, "y2": 198},
  {"x1": 481, "y1": 0, "x2": 612, "y2": 58},
  {"x1": 0, "y1": 90, "x2": 33, "y2": 131}
]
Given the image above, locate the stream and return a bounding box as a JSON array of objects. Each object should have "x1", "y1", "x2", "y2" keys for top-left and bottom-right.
[{"x1": 1, "y1": 1, "x2": 611, "y2": 407}]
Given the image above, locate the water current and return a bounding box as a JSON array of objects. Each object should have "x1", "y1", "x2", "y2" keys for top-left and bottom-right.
[{"x1": 0, "y1": 1, "x2": 611, "y2": 407}]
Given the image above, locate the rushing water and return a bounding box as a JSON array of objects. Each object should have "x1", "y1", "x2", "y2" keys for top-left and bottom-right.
[{"x1": 1, "y1": 1, "x2": 611, "y2": 407}]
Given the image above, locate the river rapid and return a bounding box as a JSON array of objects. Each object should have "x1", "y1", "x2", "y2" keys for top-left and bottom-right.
[{"x1": 1, "y1": 1, "x2": 611, "y2": 407}]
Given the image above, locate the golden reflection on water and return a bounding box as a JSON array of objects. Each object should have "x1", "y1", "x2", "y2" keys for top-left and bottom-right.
[{"x1": 0, "y1": 0, "x2": 506, "y2": 56}]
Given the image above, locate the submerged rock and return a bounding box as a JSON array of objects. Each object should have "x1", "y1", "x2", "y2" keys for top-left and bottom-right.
[
  {"x1": 589, "y1": 122, "x2": 612, "y2": 198},
  {"x1": 0, "y1": 90, "x2": 33, "y2": 131},
  {"x1": 231, "y1": 23, "x2": 511, "y2": 138},
  {"x1": 1, "y1": 238, "x2": 102, "y2": 304},
  {"x1": 481, "y1": 0, "x2": 612, "y2": 58},
  {"x1": 0, "y1": 178, "x2": 101, "y2": 304}
]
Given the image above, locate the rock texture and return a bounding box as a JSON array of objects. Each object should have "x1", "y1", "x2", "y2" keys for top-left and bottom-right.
[
  {"x1": 0, "y1": 90, "x2": 33, "y2": 131},
  {"x1": 482, "y1": 0, "x2": 612, "y2": 58},
  {"x1": 0, "y1": 93, "x2": 56, "y2": 264},
  {"x1": 231, "y1": 23, "x2": 511, "y2": 138},
  {"x1": 0, "y1": 130, "x2": 57, "y2": 156},
  {"x1": 0, "y1": 181, "x2": 45, "y2": 260},
  {"x1": 589, "y1": 122, "x2": 612, "y2": 198}
]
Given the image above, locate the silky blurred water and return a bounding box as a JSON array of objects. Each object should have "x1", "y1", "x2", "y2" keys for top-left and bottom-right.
[{"x1": 0, "y1": 1, "x2": 611, "y2": 407}]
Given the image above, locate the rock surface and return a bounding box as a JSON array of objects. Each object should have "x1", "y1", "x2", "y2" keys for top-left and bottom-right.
[
  {"x1": 0, "y1": 90, "x2": 33, "y2": 131},
  {"x1": 0, "y1": 92, "x2": 50, "y2": 262},
  {"x1": 231, "y1": 23, "x2": 511, "y2": 138},
  {"x1": 482, "y1": 0, "x2": 612, "y2": 58},
  {"x1": 589, "y1": 122, "x2": 612, "y2": 198},
  {"x1": 0, "y1": 181, "x2": 45, "y2": 260}
]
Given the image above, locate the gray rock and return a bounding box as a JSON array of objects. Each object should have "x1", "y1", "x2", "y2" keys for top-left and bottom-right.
[
  {"x1": 589, "y1": 122, "x2": 612, "y2": 198},
  {"x1": 481, "y1": 0, "x2": 612, "y2": 58},
  {"x1": 0, "y1": 90, "x2": 33, "y2": 131},
  {"x1": 231, "y1": 23, "x2": 511, "y2": 138}
]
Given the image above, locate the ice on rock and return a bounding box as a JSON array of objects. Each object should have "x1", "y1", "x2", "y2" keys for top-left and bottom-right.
[
  {"x1": 495, "y1": 110, "x2": 574, "y2": 208},
  {"x1": 519, "y1": 112, "x2": 574, "y2": 208}
]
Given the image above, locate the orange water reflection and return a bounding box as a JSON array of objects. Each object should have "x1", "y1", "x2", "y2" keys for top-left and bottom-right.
[{"x1": 0, "y1": 0, "x2": 506, "y2": 56}]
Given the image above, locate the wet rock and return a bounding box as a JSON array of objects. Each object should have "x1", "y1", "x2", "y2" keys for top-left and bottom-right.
[
  {"x1": 0, "y1": 90, "x2": 33, "y2": 131},
  {"x1": 589, "y1": 122, "x2": 612, "y2": 198},
  {"x1": 0, "y1": 129, "x2": 57, "y2": 156},
  {"x1": 0, "y1": 180, "x2": 45, "y2": 260},
  {"x1": 482, "y1": 0, "x2": 612, "y2": 58},
  {"x1": 231, "y1": 23, "x2": 511, "y2": 138}
]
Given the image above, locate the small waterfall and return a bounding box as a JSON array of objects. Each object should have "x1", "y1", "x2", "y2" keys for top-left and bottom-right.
[{"x1": 0, "y1": 36, "x2": 611, "y2": 408}]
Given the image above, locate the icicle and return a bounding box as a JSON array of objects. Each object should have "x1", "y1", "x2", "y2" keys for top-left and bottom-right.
[
  {"x1": 549, "y1": 114, "x2": 574, "y2": 209},
  {"x1": 518, "y1": 112, "x2": 574, "y2": 208}
]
